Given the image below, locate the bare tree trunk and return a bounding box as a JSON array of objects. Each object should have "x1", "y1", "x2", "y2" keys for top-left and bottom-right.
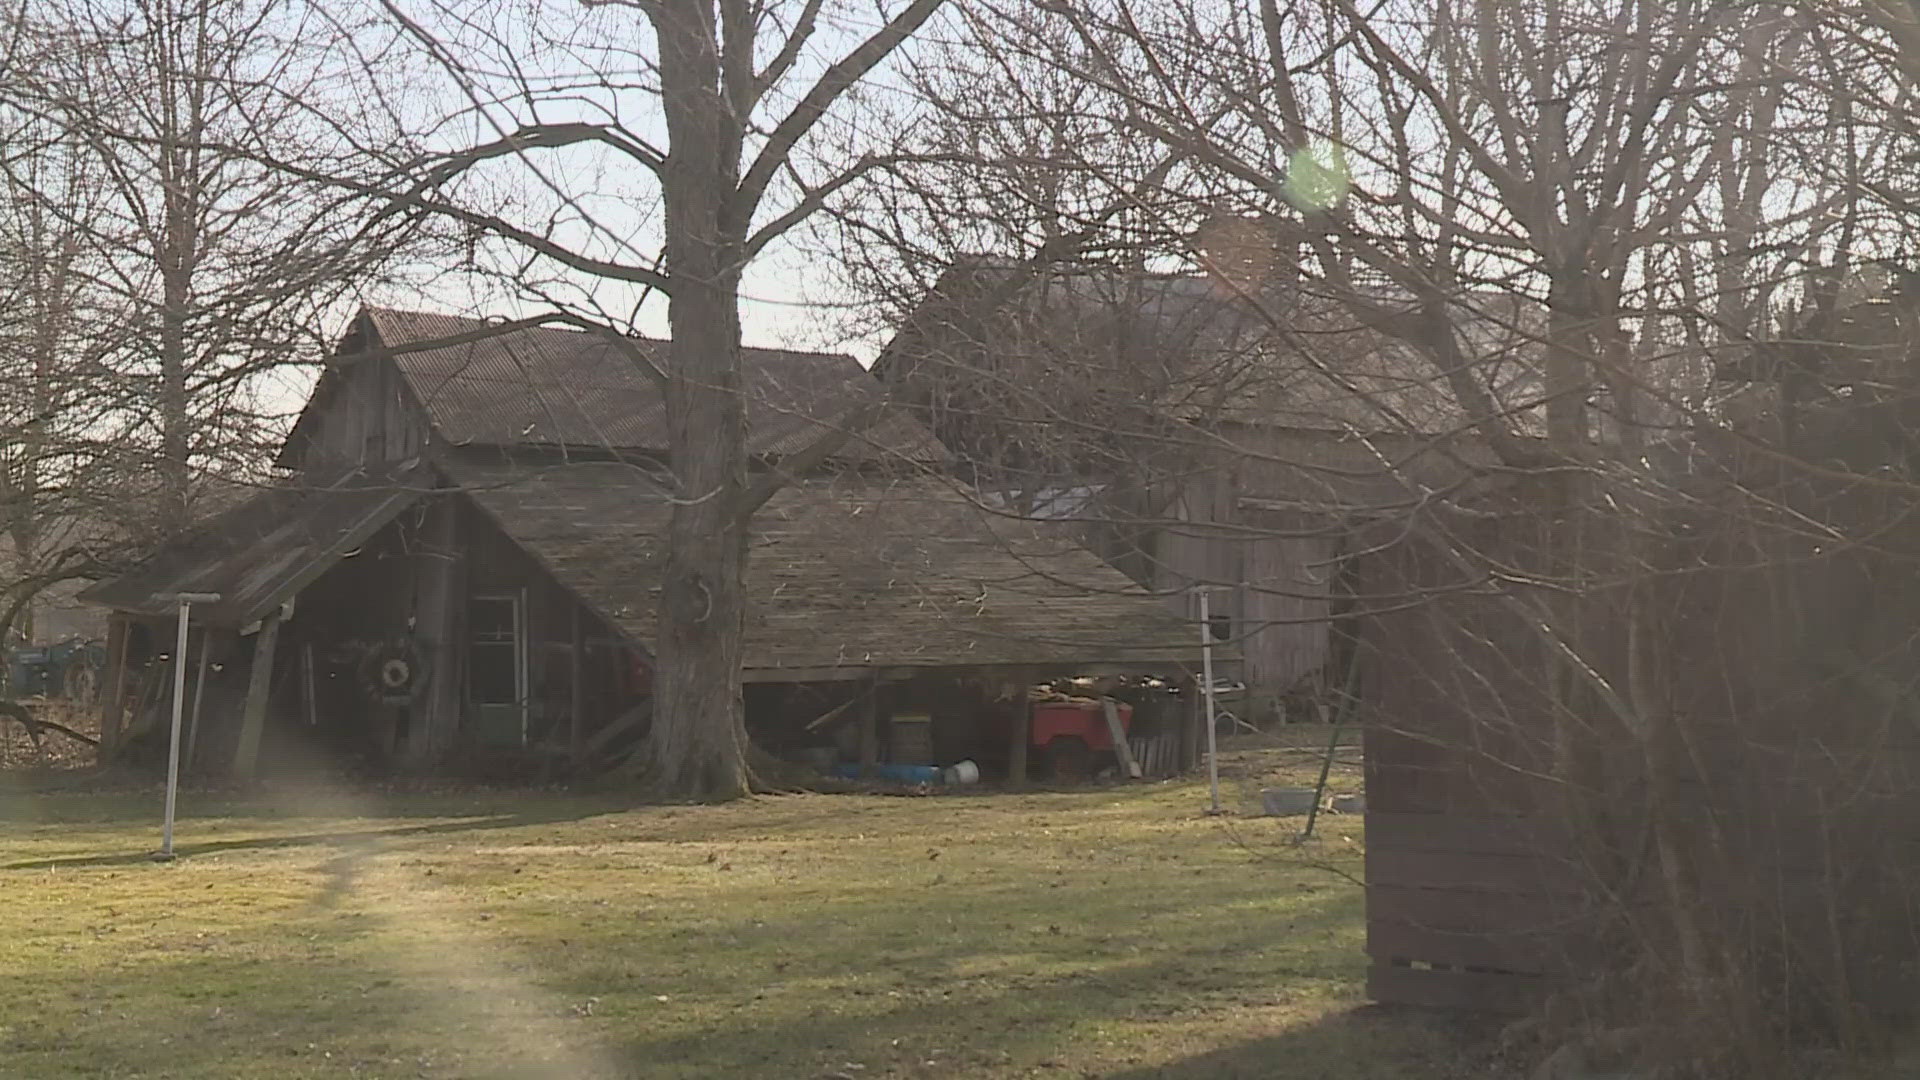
[{"x1": 640, "y1": 0, "x2": 752, "y2": 801}]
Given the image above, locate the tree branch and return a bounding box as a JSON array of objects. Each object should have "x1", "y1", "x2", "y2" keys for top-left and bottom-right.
[{"x1": 734, "y1": 0, "x2": 947, "y2": 223}]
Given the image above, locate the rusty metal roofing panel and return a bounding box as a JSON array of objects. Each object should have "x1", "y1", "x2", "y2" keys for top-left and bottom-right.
[
  {"x1": 363, "y1": 308, "x2": 950, "y2": 462},
  {"x1": 444, "y1": 459, "x2": 1204, "y2": 675},
  {"x1": 78, "y1": 463, "x2": 434, "y2": 627}
]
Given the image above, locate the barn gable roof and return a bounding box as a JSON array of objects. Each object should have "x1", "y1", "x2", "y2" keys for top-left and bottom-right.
[{"x1": 283, "y1": 307, "x2": 949, "y2": 466}]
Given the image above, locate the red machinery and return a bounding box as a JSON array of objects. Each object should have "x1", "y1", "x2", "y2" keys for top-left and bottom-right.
[{"x1": 1029, "y1": 699, "x2": 1131, "y2": 779}]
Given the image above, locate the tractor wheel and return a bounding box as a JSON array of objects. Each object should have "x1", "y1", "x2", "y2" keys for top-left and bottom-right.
[
  {"x1": 1044, "y1": 736, "x2": 1092, "y2": 782},
  {"x1": 63, "y1": 661, "x2": 98, "y2": 705}
]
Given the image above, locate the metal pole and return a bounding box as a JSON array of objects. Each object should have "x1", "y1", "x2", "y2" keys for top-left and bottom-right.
[
  {"x1": 158, "y1": 593, "x2": 220, "y2": 861},
  {"x1": 1301, "y1": 642, "x2": 1363, "y2": 840},
  {"x1": 1198, "y1": 586, "x2": 1222, "y2": 815}
]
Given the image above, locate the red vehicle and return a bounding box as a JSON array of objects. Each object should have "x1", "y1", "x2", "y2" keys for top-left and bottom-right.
[{"x1": 1028, "y1": 699, "x2": 1132, "y2": 779}]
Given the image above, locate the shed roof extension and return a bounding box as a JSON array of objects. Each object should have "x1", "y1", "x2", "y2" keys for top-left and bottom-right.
[
  {"x1": 77, "y1": 463, "x2": 433, "y2": 627},
  {"x1": 447, "y1": 459, "x2": 1205, "y2": 678}
]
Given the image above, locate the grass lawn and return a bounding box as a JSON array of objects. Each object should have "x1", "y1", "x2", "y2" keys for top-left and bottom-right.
[{"x1": 0, "y1": 740, "x2": 1495, "y2": 1079}]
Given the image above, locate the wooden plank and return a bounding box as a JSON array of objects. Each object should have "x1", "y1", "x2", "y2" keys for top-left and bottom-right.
[
  {"x1": 1366, "y1": 845, "x2": 1583, "y2": 894},
  {"x1": 1366, "y1": 963, "x2": 1552, "y2": 1013},
  {"x1": 1007, "y1": 695, "x2": 1029, "y2": 790},
  {"x1": 1364, "y1": 812, "x2": 1556, "y2": 856},
  {"x1": 301, "y1": 643, "x2": 318, "y2": 727},
  {"x1": 740, "y1": 660, "x2": 1202, "y2": 684},
  {"x1": 409, "y1": 495, "x2": 461, "y2": 766},
  {"x1": 1104, "y1": 697, "x2": 1141, "y2": 779},
  {"x1": 98, "y1": 615, "x2": 129, "y2": 753},
  {"x1": 184, "y1": 628, "x2": 212, "y2": 770},
  {"x1": 1367, "y1": 918, "x2": 1572, "y2": 976},
  {"x1": 1368, "y1": 884, "x2": 1604, "y2": 935},
  {"x1": 858, "y1": 677, "x2": 879, "y2": 777},
  {"x1": 1182, "y1": 681, "x2": 1202, "y2": 772},
  {"x1": 569, "y1": 604, "x2": 584, "y2": 766},
  {"x1": 231, "y1": 610, "x2": 282, "y2": 778}
]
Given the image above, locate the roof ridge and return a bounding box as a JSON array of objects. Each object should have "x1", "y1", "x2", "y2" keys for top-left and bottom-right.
[{"x1": 361, "y1": 304, "x2": 861, "y2": 363}]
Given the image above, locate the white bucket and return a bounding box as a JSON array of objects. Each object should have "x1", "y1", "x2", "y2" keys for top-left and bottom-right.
[{"x1": 943, "y1": 759, "x2": 981, "y2": 785}]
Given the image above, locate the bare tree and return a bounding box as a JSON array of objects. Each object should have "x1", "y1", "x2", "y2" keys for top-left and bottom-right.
[
  {"x1": 0, "y1": 131, "x2": 121, "y2": 647},
  {"x1": 3, "y1": 0, "x2": 415, "y2": 532}
]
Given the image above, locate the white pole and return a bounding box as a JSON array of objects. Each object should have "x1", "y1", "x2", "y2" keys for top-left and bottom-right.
[
  {"x1": 1198, "y1": 586, "x2": 1222, "y2": 814},
  {"x1": 159, "y1": 592, "x2": 221, "y2": 861}
]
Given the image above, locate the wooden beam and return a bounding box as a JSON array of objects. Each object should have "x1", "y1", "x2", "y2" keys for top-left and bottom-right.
[
  {"x1": 184, "y1": 628, "x2": 211, "y2": 770},
  {"x1": 857, "y1": 676, "x2": 879, "y2": 776},
  {"x1": 569, "y1": 603, "x2": 584, "y2": 767},
  {"x1": 301, "y1": 643, "x2": 318, "y2": 728},
  {"x1": 409, "y1": 495, "x2": 461, "y2": 767},
  {"x1": 1007, "y1": 695, "x2": 1030, "y2": 790},
  {"x1": 98, "y1": 615, "x2": 130, "y2": 754},
  {"x1": 739, "y1": 660, "x2": 1221, "y2": 685},
  {"x1": 1103, "y1": 697, "x2": 1142, "y2": 780},
  {"x1": 231, "y1": 610, "x2": 282, "y2": 778},
  {"x1": 1182, "y1": 678, "x2": 1203, "y2": 773}
]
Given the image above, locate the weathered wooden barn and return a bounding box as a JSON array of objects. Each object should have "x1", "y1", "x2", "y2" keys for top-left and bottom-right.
[
  {"x1": 876, "y1": 264, "x2": 1536, "y2": 717},
  {"x1": 80, "y1": 307, "x2": 1207, "y2": 777},
  {"x1": 1354, "y1": 285, "x2": 1920, "y2": 1024}
]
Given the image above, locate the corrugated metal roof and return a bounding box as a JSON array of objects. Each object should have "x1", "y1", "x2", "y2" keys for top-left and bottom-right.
[
  {"x1": 77, "y1": 463, "x2": 434, "y2": 626},
  {"x1": 361, "y1": 308, "x2": 949, "y2": 462},
  {"x1": 446, "y1": 459, "x2": 1206, "y2": 674}
]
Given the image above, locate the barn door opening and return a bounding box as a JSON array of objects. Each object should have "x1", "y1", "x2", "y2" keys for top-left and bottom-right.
[{"x1": 468, "y1": 591, "x2": 526, "y2": 746}]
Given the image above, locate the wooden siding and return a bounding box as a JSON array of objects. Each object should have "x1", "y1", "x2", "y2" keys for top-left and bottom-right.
[
  {"x1": 287, "y1": 357, "x2": 429, "y2": 471},
  {"x1": 1241, "y1": 509, "x2": 1338, "y2": 702},
  {"x1": 1144, "y1": 467, "x2": 1336, "y2": 703},
  {"x1": 1356, "y1": 517, "x2": 1580, "y2": 1012},
  {"x1": 1354, "y1": 482, "x2": 1920, "y2": 1016}
]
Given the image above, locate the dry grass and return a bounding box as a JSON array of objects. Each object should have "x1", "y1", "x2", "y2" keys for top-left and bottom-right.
[{"x1": 0, "y1": 739, "x2": 1498, "y2": 1079}]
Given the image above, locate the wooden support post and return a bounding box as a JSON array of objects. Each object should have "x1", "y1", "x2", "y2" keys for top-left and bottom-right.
[
  {"x1": 858, "y1": 676, "x2": 879, "y2": 777},
  {"x1": 1104, "y1": 697, "x2": 1142, "y2": 780},
  {"x1": 99, "y1": 615, "x2": 130, "y2": 754},
  {"x1": 409, "y1": 495, "x2": 461, "y2": 768},
  {"x1": 1007, "y1": 695, "x2": 1030, "y2": 789},
  {"x1": 184, "y1": 629, "x2": 211, "y2": 770},
  {"x1": 301, "y1": 643, "x2": 318, "y2": 727},
  {"x1": 1183, "y1": 678, "x2": 1203, "y2": 773},
  {"x1": 231, "y1": 610, "x2": 282, "y2": 779},
  {"x1": 568, "y1": 604, "x2": 584, "y2": 766}
]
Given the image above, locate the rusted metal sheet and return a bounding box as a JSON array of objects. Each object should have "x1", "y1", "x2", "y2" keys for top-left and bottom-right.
[{"x1": 78, "y1": 463, "x2": 434, "y2": 628}]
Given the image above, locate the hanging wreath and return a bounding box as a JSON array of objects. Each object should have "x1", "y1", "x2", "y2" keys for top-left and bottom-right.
[{"x1": 356, "y1": 639, "x2": 430, "y2": 705}]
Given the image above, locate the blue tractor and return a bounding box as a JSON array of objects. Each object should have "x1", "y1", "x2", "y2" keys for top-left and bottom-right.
[{"x1": 4, "y1": 638, "x2": 107, "y2": 702}]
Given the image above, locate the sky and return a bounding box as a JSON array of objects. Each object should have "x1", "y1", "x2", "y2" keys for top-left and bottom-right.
[
  {"x1": 252, "y1": 1, "x2": 931, "y2": 425},
  {"x1": 363, "y1": 0, "x2": 918, "y2": 359}
]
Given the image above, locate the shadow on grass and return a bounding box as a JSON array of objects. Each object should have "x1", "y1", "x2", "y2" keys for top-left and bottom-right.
[
  {"x1": 594, "y1": 904, "x2": 1506, "y2": 1080},
  {"x1": 1093, "y1": 1004, "x2": 1514, "y2": 1080},
  {"x1": 0, "y1": 818, "x2": 523, "y2": 871},
  {"x1": 0, "y1": 792, "x2": 642, "y2": 871},
  {"x1": 0, "y1": 796, "x2": 1406, "y2": 1080}
]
